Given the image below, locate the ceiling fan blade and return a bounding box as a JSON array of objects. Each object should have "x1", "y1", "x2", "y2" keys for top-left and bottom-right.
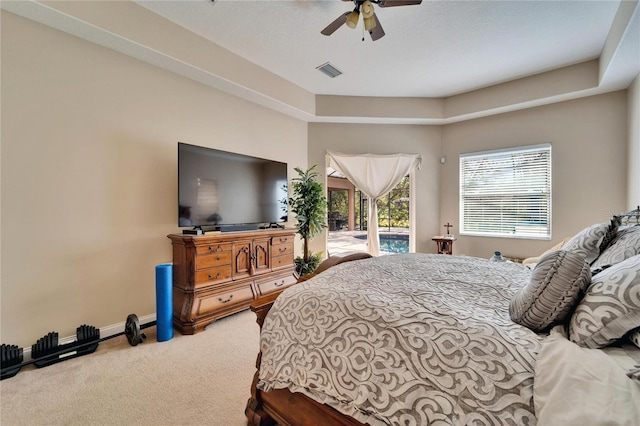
[
  {"x1": 321, "y1": 11, "x2": 351, "y2": 36},
  {"x1": 378, "y1": 0, "x2": 422, "y2": 7},
  {"x1": 369, "y1": 13, "x2": 385, "y2": 41}
]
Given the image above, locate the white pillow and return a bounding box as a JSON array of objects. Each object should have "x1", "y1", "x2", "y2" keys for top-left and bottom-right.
[
  {"x1": 522, "y1": 238, "x2": 569, "y2": 265},
  {"x1": 534, "y1": 326, "x2": 640, "y2": 425}
]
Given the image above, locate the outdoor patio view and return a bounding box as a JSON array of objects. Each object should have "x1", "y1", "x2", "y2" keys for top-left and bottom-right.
[{"x1": 327, "y1": 174, "x2": 410, "y2": 255}]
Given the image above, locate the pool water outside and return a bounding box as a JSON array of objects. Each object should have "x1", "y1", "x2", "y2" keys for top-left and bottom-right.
[{"x1": 354, "y1": 234, "x2": 409, "y2": 254}]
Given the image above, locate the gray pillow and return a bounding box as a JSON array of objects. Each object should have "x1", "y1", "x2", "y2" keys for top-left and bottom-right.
[
  {"x1": 598, "y1": 215, "x2": 621, "y2": 256},
  {"x1": 569, "y1": 255, "x2": 640, "y2": 348},
  {"x1": 509, "y1": 250, "x2": 591, "y2": 332},
  {"x1": 591, "y1": 226, "x2": 640, "y2": 269},
  {"x1": 562, "y1": 222, "x2": 608, "y2": 264}
]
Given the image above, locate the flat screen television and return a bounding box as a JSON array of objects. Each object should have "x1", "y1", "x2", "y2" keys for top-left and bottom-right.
[{"x1": 178, "y1": 142, "x2": 288, "y2": 231}]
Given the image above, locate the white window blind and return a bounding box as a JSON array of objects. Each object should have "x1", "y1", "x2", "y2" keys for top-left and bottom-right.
[
  {"x1": 459, "y1": 144, "x2": 551, "y2": 239},
  {"x1": 196, "y1": 178, "x2": 219, "y2": 224}
]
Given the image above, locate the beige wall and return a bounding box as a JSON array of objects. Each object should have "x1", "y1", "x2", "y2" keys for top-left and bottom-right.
[
  {"x1": 1, "y1": 12, "x2": 307, "y2": 347},
  {"x1": 441, "y1": 91, "x2": 629, "y2": 260},
  {"x1": 308, "y1": 123, "x2": 442, "y2": 254},
  {"x1": 2, "y1": 9, "x2": 637, "y2": 348}
]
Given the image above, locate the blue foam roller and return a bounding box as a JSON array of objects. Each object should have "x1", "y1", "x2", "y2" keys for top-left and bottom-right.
[{"x1": 155, "y1": 263, "x2": 174, "y2": 342}]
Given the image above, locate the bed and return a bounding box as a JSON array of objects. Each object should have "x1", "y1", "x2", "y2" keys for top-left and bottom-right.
[{"x1": 245, "y1": 210, "x2": 640, "y2": 425}]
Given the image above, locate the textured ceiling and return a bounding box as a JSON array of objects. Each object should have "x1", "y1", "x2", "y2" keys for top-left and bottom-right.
[{"x1": 134, "y1": 0, "x2": 627, "y2": 98}]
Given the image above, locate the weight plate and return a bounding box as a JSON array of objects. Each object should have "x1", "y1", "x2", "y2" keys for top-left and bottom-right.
[{"x1": 125, "y1": 314, "x2": 142, "y2": 346}]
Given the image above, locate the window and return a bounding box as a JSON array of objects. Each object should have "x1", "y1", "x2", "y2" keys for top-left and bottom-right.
[
  {"x1": 195, "y1": 178, "x2": 219, "y2": 224},
  {"x1": 459, "y1": 144, "x2": 551, "y2": 239}
]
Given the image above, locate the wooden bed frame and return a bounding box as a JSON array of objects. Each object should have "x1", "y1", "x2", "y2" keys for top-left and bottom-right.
[{"x1": 245, "y1": 252, "x2": 373, "y2": 426}]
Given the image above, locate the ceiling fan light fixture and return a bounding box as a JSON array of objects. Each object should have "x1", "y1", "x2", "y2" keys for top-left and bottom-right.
[
  {"x1": 321, "y1": 0, "x2": 421, "y2": 40},
  {"x1": 346, "y1": 10, "x2": 359, "y2": 29},
  {"x1": 364, "y1": 16, "x2": 377, "y2": 31},
  {"x1": 361, "y1": 1, "x2": 375, "y2": 18}
]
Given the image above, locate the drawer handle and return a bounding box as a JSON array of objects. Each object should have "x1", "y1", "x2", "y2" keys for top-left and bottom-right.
[
  {"x1": 209, "y1": 272, "x2": 222, "y2": 280},
  {"x1": 216, "y1": 256, "x2": 221, "y2": 261},
  {"x1": 209, "y1": 245, "x2": 222, "y2": 252},
  {"x1": 279, "y1": 238, "x2": 288, "y2": 243},
  {"x1": 274, "y1": 280, "x2": 285, "y2": 287},
  {"x1": 279, "y1": 247, "x2": 286, "y2": 253},
  {"x1": 218, "y1": 294, "x2": 233, "y2": 303}
]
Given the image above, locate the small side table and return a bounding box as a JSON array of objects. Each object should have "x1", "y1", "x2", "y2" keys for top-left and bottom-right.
[{"x1": 432, "y1": 236, "x2": 456, "y2": 255}]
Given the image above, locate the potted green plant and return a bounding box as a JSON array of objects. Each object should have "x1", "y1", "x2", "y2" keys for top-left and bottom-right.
[{"x1": 288, "y1": 165, "x2": 328, "y2": 276}]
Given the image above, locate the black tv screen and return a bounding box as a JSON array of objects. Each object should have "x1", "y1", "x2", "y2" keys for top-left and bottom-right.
[{"x1": 178, "y1": 142, "x2": 288, "y2": 229}]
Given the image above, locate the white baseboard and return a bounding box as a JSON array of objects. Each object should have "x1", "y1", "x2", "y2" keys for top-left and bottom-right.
[{"x1": 22, "y1": 313, "x2": 157, "y2": 361}]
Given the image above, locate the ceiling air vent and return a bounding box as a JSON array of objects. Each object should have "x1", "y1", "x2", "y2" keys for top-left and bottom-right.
[{"x1": 316, "y1": 62, "x2": 343, "y2": 78}]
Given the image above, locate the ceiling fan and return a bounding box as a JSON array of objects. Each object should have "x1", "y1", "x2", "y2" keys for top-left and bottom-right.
[{"x1": 321, "y1": 0, "x2": 422, "y2": 41}]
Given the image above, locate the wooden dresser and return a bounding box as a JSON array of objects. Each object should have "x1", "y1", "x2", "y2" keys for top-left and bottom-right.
[{"x1": 168, "y1": 228, "x2": 297, "y2": 334}]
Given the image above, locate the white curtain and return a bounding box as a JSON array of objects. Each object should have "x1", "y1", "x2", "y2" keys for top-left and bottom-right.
[{"x1": 327, "y1": 151, "x2": 422, "y2": 256}]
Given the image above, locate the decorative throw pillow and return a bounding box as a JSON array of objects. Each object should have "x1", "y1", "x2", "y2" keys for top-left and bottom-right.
[
  {"x1": 569, "y1": 255, "x2": 640, "y2": 348},
  {"x1": 591, "y1": 226, "x2": 640, "y2": 269},
  {"x1": 598, "y1": 215, "x2": 622, "y2": 256},
  {"x1": 562, "y1": 222, "x2": 609, "y2": 264},
  {"x1": 509, "y1": 250, "x2": 591, "y2": 332}
]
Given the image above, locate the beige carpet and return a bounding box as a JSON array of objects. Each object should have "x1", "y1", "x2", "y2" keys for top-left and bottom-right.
[{"x1": 1, "y1": 310, "x2": 259, "y2": 425}]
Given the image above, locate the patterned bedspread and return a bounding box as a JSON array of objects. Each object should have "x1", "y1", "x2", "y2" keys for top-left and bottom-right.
[{"x1": 258, "y1": 254, "x2": 544, "y2": 425}]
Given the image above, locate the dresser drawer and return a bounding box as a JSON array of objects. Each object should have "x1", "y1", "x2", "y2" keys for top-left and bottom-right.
[
  {"x1": 195, "y1": 251, "x2": 231, "y2": 270},
  {"x1": 272, "y1": 242, "x2": 294, "y2": 257},
  {"x1": 195, "y1": 266, "x2": 232, "y2": 286},
  {"x1": 195, "y1": 283, "x2": 255, "y2": 316},
  {"x1": 272, "y1": 253, "x2": 294, "y2": 269},
  {"x1": 196, "y1": 243, "x2": 232, "y2": 255},
  {"x1": 256, "y1": 273, "x2": 297, "y2": 295},
  {"x1": 272, "y1": 235, "x2": 294, "y2": 246}
]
